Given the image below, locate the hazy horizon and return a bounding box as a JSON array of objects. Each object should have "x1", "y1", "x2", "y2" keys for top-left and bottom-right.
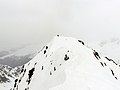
[{"x1": 1, "y1": 0, "x2": 120, "y2": 50}]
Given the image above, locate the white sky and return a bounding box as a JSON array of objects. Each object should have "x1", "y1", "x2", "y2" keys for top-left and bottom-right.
[{"x1": 0, "y1": 0, "x2": 120, "y2": 49}]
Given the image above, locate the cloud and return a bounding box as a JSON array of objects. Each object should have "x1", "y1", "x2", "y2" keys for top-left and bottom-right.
[{"x1": 0, "y1": 0, "x2": 120, "y2": 49}]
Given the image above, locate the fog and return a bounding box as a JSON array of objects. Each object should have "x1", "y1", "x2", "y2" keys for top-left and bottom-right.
[{"x1": 0, "y1": 0, "x2": 120, "y2": 49}]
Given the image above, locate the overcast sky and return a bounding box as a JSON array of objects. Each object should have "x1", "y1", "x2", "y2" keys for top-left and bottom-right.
[{"x1": 0, "y1": 0, "x2": 120, "y2": 49}]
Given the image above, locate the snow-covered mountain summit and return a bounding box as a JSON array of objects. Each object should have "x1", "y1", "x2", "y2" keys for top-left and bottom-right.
[{"x1": 11, "y1": 36, "x2": 120, "y2": 90}]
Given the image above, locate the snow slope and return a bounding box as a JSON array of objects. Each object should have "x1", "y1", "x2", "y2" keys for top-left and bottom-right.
[
  {"x1": 0, "y1": 82, "x2": 13, "y2": 90},
  {"x1": 11, "y1": 36, "x2": 120, "y2": 90}
]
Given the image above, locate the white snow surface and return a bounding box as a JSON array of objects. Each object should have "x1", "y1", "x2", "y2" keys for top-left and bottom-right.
[
  {"x1": 0, "y1": 82, "x2": 13, "y2": 90},
  {"x1": 10, "y1": 36, "x2": 120, "y2": 90}
]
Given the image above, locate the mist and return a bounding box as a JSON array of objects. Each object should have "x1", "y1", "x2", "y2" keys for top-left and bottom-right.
[{"x1": 0, "y1": 0, "x2": 120, "y2": 49}]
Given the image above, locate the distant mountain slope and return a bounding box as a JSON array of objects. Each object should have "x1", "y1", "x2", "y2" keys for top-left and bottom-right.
[
  {"x1": 0, "y1": 54, "x2": 33, "y2": 68},
  {"x1": 11, "y1": 36, "x2": 120, "y2": 90},
  {"x1": 89, "y1": 38, "x2": 120, "y2": 64},
  {"x1": 0, "y1": 43, "x2": 42, "y2": 67},
  {"x1": 0, "y1": 51, "x2": 10, "y2": 57}
]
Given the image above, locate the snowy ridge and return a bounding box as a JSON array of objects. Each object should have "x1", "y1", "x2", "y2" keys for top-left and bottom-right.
[{"x1": 11, "y1": 36, "x2": 120, "y2": 90}]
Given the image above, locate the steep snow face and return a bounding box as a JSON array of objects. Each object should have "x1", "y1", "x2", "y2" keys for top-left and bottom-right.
[{"x1": 11, "y1": 36, "x2": 120, "y2": 90}]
